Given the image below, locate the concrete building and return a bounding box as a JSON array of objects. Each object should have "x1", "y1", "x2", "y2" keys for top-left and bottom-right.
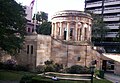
[{"x1": 85, "y1": 0, "x2": 120, "y2": 53}]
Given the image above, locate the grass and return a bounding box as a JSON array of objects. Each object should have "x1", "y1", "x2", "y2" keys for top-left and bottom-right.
[
  {"x1": 0, "y1": 70, "x2": 34, "y2": 80},
  {"x1": 94, "y1": 78, "x2": 112, "y2": 83},
  {"x1": 0, "y1": 70, "x2": 113, "y2": 83},
  {"x1": 32, "y1": 75, "x2": 113, "y2": 83}
]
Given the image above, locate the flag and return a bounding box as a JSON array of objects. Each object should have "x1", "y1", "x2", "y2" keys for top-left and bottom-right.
[{"x1": 30, "y1": 0, "x2": 35, "y2": 9}]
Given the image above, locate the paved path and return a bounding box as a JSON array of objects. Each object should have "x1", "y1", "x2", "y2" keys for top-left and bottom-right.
[
  {"x1": 0, "y1": 80, "x2": 19, "y2": 83},
  {"x1": 105, "y1": 73, "x2": 120, "y2": 83}
]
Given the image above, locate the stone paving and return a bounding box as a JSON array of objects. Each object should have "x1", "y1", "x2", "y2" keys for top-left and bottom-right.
[{"x1": 105, "y1": 73, "x2": 120, "y2": 83}]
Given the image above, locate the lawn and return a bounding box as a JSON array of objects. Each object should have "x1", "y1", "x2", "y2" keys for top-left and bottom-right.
[
  {"x1": 0, "y1": 70, "x2": 113, "y2": 83},
  {"x1": 0, "y1": 70, "x2": 34, "y2": 80}
]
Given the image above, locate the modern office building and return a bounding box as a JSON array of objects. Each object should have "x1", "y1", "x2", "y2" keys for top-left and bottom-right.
[{"x1": 85, "y1": 0, "x2": 120, "y2": 53}]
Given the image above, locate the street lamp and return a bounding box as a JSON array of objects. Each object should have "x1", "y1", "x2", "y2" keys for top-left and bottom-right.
[{"x1": 90, "y1": 65, "x2": 95, "y2": 83}]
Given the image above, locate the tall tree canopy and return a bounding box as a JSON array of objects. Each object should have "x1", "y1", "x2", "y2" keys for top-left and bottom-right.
[
  {"x1": 115, "y1": 23, "x2": 120, "y2": 42},
  {"x1": 86, "y1": 12, "x2": 110, "y2": 43},
  {"x1": 33, "y1": 11, "x2": 51, "y2": 35},
  {"x1": 33, "y1": 11, "x2": 48, "y2": 24},
  {"x1": 37, "y1": 22, "x2": 51, "y2": 35},
  {"x1": 0, "y1": 0, "x2": 26, "y2": 55}
]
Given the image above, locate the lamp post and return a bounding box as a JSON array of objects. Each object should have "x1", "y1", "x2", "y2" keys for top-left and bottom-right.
[
  {"x1": 66, "y1": 43, "x2": 68, "y2": 67},
  {"x1": 90, "y1": 66, "x2": 95, "y2": 83}
]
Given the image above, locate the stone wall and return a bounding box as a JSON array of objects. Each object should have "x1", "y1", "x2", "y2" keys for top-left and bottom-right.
[
  {"x1": 114, "y1": 61, "x2": 120, "y2": 75},
  {"x1": 16, "y1": 34, "x2": 51, "y2": 70},
  {"x1": 16, "y1": 34, "x2": 102, "y2": 70},
  {"x1": 16, "y1": 34, "x2": 38, "y2": 70},
  {"x1": 36, "y1": 35, "x2": 51, "y2": 66},
  {"x1": 51, "y1": 38, "x2": 101, "y2": 68}
]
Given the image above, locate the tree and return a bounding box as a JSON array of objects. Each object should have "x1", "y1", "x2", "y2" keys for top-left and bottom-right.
[
  {"x1": 0, "y1": 0, "x2": 26, "y2": 55},
  {"x1": 115, "y1": 24, "x2": 120, "y2": 53},
  {"x1": 115, "y1": 23, "x2": 120, "y2": 42},
  {"x1": 40, "y1": 12, "x2": 48, "y2": 23},
  {"x1": 37, "y1": 22, "x2": 51, "y2": 35},
  {"x1": 88, "y1": 12, "x2": 110, "y2": 43},
  {"x1": 33, "y1": 11, "x2": 48, "y2": 24}
]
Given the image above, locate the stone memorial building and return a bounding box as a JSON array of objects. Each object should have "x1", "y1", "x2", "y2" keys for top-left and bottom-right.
[
  {"x1": 16, "y1": 10, "x2": 103, "y2": 70},
  {"x1": 1, "y1": 9, "x2": 120, "y2": 75}
]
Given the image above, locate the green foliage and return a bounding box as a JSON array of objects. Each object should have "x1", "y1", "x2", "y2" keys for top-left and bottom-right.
[
  {"x1": 0, "y1": 70, "x2": 22, "y2": 80},
  {"x1": 45, "y1": 65, "x2": 55, "y2": 72},
  {"x1": 115, "y1": 24, "x2": 120, "y2": 42},
  {"x1": 44, "y1": 60, "x2": 53, "y2": 65},
  {"x1": 20, "y1": 74, "x2": 34, "y2": 83},
  {"x1": 44, "y1": 60, "x2": 63, "y2": 72},
  {"x1": 22, "y1": 75, "x2": 112, "y2": 83},
  {"x1": 36, "y1": 65, "x2": 45, "y2": 73},
  {"x1": 33, "y1": 11, "x2": 48, "y2": 23},
  {"x1": 0, "y1": 70, "x2": 112, "y2": 83},
  {"x1": 37, "y1": 22, "x2": 51, "y2": 35},
  {"x1": 67, "y1": 65, "x2": 91, "y2": 74},
  {"x1": 31, "y1": 76, "x2": 89, "y2": 83},
  {"x1": 85, "y1": 11, "x2": 110, "y2": 42},
  {"x1": 33, "y1": 11, "x2": 51, "y2": 35},
  {"x1": 0, "y1": 0, "x2": 26, "y2": 55},
  {"x1": 92, "y1": 14, "x2": 109, "y2": 42},
  {"x1": 0, "y1": 61, "x2": 29, "y2": 71},
  {"x1": 53, "y1": 63, "x2": 63, "y2": 72}
]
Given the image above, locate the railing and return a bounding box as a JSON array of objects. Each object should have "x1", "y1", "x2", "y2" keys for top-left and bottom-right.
[{"x1": 38, "y1": 72, "x2": 92, "y2": 81}]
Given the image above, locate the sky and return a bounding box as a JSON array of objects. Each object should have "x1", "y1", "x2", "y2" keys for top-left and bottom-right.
[{"x1": 15, "y1": 0, "x2": 85, "y2": 20}]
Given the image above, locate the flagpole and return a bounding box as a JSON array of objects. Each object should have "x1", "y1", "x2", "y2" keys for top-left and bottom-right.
[{"x1": 33, "y1": 0, "x2": 37, "y2": 34}]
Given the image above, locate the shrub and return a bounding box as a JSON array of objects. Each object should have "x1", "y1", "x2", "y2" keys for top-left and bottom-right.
[
  {"x1": 0, "y1": 62, "x2": 4, "y2": 69},
  {"x1": 15, "y1": 65, "x2": 29, "y2": 71},
  {"x1": 20, "y1": 74, "x2": 35, "y2": 83},
  {"x1": 36, "y1": 65, "x2": 45, "y2": 73},
  {"x1": 3, "y1": 59, "x2": 17, "y2": 70},
  {"x1": 45, "y1": 65, "x2": 55, "y2": 72},
  {"x1": 53, "y1": 63, "x2": 63, "y2": 72},
  {"x1": 67, "y1": 65, "x2": 91, "y2": 74}
]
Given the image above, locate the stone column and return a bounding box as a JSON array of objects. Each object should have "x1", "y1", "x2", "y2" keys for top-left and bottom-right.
[
  {"x1": 81, "y1": 23, "x2": 84, "y2": 41},
  {"x1": 60, "y1": 22, "x2": 62, "y2": 39},
  {"x1": 54, "y1": 23, "x2": 57, "y2": 39},
  {"x1": 66, "y1": 22, "x2": 70, "y2": 40},
  {"x1": 88, "y1": 25, "x2": 91, "y2": 42},
  {"x1": 84, "y1": 24, "x2": 88, "y2": 41},
  {"x1": 51, "y1": 23, "x2": 54, "y2": 37},
  {"x1": 75, "y1": 22, "x2": 78, "y2": 41}
]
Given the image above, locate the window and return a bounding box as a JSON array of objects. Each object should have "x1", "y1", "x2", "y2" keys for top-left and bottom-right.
[
  {"x1": 27, "y1": 45, "x2": 29, "y2": 54},
  {"x1": 70, "y1": 28, "x2": 73, "y2": 39},
  {"x1": 28, "y1": 28, "x2": 31, "y2": 32},
  {"x1": 31, "y1": 45, "x2": 33, "y2": 54},
  {"x1": 77, "y1": 57, "x2": 81, "y2": 61}
]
